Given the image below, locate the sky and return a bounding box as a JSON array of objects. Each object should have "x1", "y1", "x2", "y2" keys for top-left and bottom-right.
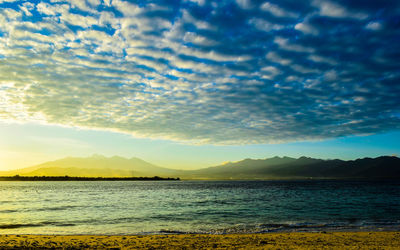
[{"x1": 0, "y1": 0, "x2": 399, "y2": 170}]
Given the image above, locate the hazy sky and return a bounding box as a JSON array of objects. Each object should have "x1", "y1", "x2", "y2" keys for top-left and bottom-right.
[{"x1": 0, "y1": 0, "x2": 399, "y2": 170}]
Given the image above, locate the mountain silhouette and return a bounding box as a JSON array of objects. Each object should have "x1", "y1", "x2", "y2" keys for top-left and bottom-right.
[
  {"x1": 186, "y1": 156, "x2": 399, "y2": 179},
  {"x1": 1, "y1": 155, "x2": 399, "y2": 179},
  {"x1": 0, "y1": 154, "x2": 176, "y2": 177}
]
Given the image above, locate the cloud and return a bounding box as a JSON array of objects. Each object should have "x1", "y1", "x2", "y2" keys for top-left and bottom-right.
[
  {"x1": 365, "y1": 21, "x2": 382, "y2": 31},
  {"x1": 312, "y1": 0, "x2": 368, "y2": 19},
  {"x1": 295, "y1": 21, "x2": 319, "y2": 35},
  {"x1": 0, "y1": 0, "x2": 399, "y2": 145},
  {"x1": 260, "y1": 2, "x2": 298, "y2": 18},
  {"x1": 236, "y1": 0, "x2": 253, "y2": 10},
  {"x1": 249, "y1": 18, "x2": 285, "y2": 32}
]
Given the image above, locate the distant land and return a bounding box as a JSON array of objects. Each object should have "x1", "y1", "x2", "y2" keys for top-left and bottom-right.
[
  {"x1": 0, "y1": 176, "x2": 179, "y2": 181},
  {"x1": 0, "y1": 154, "x2": 399, "y2": 180}
]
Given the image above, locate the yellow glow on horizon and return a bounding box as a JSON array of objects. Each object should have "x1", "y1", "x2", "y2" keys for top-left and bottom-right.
[
  {"x1": 220, "y1": 161, "x2": 232, "y2": 165},
  {"x1": 0, "y1": 150, "x2": 50, "y2": 172}
]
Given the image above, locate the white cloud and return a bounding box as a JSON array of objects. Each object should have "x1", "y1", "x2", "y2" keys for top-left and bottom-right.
[
  {"x1": 19, "y1": 2, "x2": 34, "y2": 16},
  {"x1": 181, "y1": 10, "x2": 214, "y2": 31},
  {"x1": 323, "y1": 70, "x2": 337, "y2": 81},
  {"x1": 266, "y1": 51, "x2": 291, "y2": 65},
  {"x1": 36, "y1": 2, "x2": 58, "y2": 16},
  {"x1": 2, "y1": 8, "x2": 22, "y2": 20},
  {"x1": 112, "y1": 0, "x2": 141, "y2": 17},
  {"x1": 274, "y1": 37, "x2": 315, "y2": 53},
  {"x1": 365, "y1": 21, "x2": 382, "y2": 31},
  {"x1": 249, "y1": 18, "x2": 285, "y2": 32},
  {"x1": 260, "y1": 66, "x2": 280, "y2": 79},
  {"x1": 0, "y1": 0, "x2": 398, "y2": 145},
  {"x1": 261, "y1": 2, "x2": 298, "y2": 18},
  {"x1": 236, "y1": 0, "x2": 253, "y2": 9},
  {"x1": 290, "y1": 64, "x2": 319, "y2": 74},
  {"x1": 183, "y1": 32, "x2": 218, "y2": 46},
  {"x1": 308, "y1": 54, "x2": 337, "y2": 65},
  {"x1": 312, "y1": 0, "x2": 368, "y2": 19},
  {"x1": 60, "y1": 11, "x2": 98, "y2": 28},
  {"x1": 0, "y1": 0, "x2": 18, "y2": 3},
  {"x1": 295, "y1": 21, "x2": 319, "y2": 35},
  {"x1": 184, "y1": 0, "x2": 205, "y2": 6},
  {"x1": 69, "y1": 0, "x2": 95, "y2": 13}
]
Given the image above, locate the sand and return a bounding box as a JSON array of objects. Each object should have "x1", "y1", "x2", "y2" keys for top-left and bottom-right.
[{"x1": 0, "y1": 232, "x2": 399, "y2": 249}]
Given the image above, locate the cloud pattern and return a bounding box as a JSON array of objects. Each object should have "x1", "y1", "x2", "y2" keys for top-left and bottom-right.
[{"x1": 0, "y1": 0, "x2": 399, "y2": 144}]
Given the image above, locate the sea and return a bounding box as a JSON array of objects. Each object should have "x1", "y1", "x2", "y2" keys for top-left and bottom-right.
[{"x1": 0, "y1": 180, "x2": 399, "y2": 235}]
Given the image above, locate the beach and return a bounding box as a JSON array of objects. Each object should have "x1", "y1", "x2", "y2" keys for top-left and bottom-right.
[
  {"x1": 0, "y1": 232, "x2": 399, "y2": 249},
  {"x1": 1, "y1": 181, "x2": 400, "y2": 248}
]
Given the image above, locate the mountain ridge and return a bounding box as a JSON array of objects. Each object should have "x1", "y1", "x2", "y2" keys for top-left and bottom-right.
[
  {"x1": 1, "y1": 155, "x2": 399, "y2": 179},
  {"x1": 0, "y1": 154, "x2": 175, "y2": 177}
]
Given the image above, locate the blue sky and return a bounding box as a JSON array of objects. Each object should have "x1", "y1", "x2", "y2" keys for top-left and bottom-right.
[
  {"x1": 0, "y1": 122, "x2": 399, "y2": 170},
  {"x1": 0, "y1": 0, "x2": 399, "y2": 170}
]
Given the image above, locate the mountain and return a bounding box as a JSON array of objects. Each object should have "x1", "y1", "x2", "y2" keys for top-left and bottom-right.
[
  {"x1": 0, "y1": 154, "x2": 177, "y2": 177},
  {"x1": 184, "y1": 156, "x2": 400, "y2": 179},
  {"x1": 1, "y1": 155, "x2": 399, "y2": 179},
  {"x1": 183, "y1": 156, "x2": 298, "y2": 179}
]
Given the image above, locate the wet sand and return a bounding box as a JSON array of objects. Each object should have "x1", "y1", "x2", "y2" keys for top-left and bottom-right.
[{"x1": 0, "y1": 232, "x2": 399, "y2": 249}]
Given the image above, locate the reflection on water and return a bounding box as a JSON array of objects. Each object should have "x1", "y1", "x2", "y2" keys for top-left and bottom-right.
[{"x1": 0, "y1": 180, "x2": 399, "y2": 234}]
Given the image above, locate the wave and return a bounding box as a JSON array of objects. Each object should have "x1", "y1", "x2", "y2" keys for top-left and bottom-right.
[
  {"x1": 35, "y1": 205, "x2": 79, "y2": 212},
  {"x1": 152, "y1": 221, "x2": 400, "y2": 235},
  {"x1": 1, "y1": 220, "x2": 399, "y2": 234},
  {"x1": 158, "y1": 230, "x2": 188, "y2": 234},
  {"x1": 0, "y1": 221, "x2": 76, "y2": 229},
  {"x1": 0, "y1": 223, "x2": 43, "y2": 229},
  {"x1": 0, "y1": 209, "x2": 19, "y2": 213},
  {"x1": 0, "y1": 205, "x2": 80, "y2": 214}
]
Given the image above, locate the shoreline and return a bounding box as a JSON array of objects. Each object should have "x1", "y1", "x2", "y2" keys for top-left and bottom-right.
[
  {"x1": 0, "y1": 176, "x2": 180, "y2": 181},
  {"x1": 1, "y1": 231, "x2": 399, "y2": 249}
]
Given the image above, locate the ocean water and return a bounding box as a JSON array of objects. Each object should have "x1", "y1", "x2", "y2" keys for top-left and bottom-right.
[{"x1": 0, "y1": 180, "x2": 399, "y2": 234}]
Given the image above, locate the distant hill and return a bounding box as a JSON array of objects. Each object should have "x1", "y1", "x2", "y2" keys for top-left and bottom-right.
[
  {"x1": 184, "y1": 156, "x2": 400, "y2": 179},
  {"x1": 1, "y1": 155, "x2": 399, "y2": 179},
  {"x1": 0, "y1": 154, "x2": 177, "y2": 177},
  {"x1": 184, "y1": 156, "x2": 298, "y2": 179}
]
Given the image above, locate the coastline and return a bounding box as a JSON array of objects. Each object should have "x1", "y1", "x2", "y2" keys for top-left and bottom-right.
[
  {"x1": 1, "y1": 232, "x2": 399, "y2": 249},
  {"x1": 0, "y1": 176, "x2": 180, "y2": 181}
]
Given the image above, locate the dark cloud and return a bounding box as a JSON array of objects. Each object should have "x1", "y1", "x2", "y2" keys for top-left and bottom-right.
[{"x1": 0, "y1": 0, "x2": 399, "y2": 144}]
